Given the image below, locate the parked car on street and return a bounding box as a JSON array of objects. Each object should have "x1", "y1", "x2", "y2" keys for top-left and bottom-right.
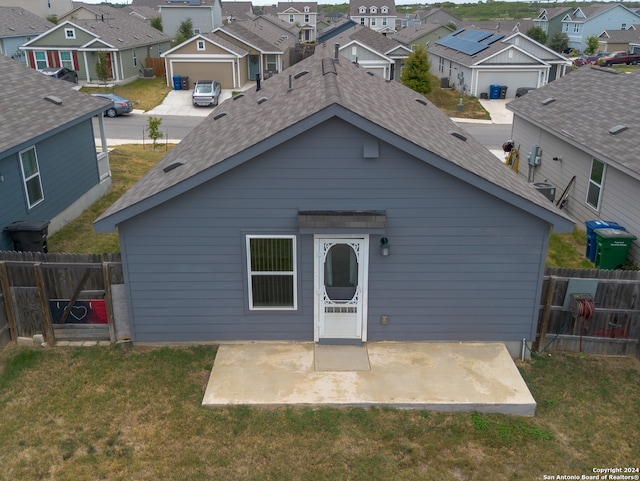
[
  {"x1": 90, "y1": 93, "x2": 133, "y2": 117},
  {"x1": 40, "y1": 67, "x2": 78, "y2": 83},
  {"x1": 599, "y1": 50, "x2": 640, "y2": 66},
  {"x1": 573, "y1": 55, "x2": 599, "y2": 67},
  {"x1": 192, "y1": 80, "x2": 221, "y2": 107}
]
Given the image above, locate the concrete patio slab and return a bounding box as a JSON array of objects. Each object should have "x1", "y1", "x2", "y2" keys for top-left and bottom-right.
[{"x1": 202, "y1": 342, "x2": 536, "y2": 416}]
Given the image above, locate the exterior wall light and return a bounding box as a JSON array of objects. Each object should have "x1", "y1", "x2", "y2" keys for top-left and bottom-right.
[{"x1": 380, "y1": 237, "x2": 390, "y2": 256}]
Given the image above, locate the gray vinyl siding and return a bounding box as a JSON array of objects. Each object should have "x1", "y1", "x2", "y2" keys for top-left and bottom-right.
[
  {"x1": 512, "y1": 115, "x2": 640, "y2": 264},
  {"x1": 0, "y1": 121, "x2": 100, "y2": 251},
  {"x1": 119, "y1": 118, "x2": 549, "y2": 343}
]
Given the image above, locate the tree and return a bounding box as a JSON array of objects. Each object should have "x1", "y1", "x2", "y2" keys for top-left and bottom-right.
[
  {"x1": 547, "y1": 32, "x2": 569, "y2": 54},
  {"x1": 585, "y1": 35, "x2": 599, "y2": 55},
  {"x1": 150, "y1": 16, "x2": 163, "y2": 32},
  {"x1": 95, "y1": 51, "x2": 110, "y2": 84},
  {"x1": 400, "y1": 45, "x2": 432, "y2": 95},
  {"x1": 526, "y1": 26, "x2": 547, "y2": 45},
  {"x1": 174, "y1": 18, "x2": 194, "y2": 45},
  {"x1": 147, "y1": 116, "x2": 164, "y2": 151}
]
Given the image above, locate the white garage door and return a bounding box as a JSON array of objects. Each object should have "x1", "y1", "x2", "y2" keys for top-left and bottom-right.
[{"x1": 476, "y1": 70, "x2": 541, "y2": 98}]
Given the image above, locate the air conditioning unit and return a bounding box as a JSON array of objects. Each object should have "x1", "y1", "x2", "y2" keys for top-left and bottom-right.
[
  {"x1": 440, "y1": 77, "x2": 450, "y2": 89},
  {"x1": 143, "y1": 68, "x2": 154, "y2": 78},
  {"x1": 531, "y1": 182, "x2": 556, "y2": 202}
]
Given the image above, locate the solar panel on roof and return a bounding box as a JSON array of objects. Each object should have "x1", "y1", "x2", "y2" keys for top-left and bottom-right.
[
  {"x1": 436, "y1": 35, "x2": 490, "y2": 55},
  {"x1": 484, "y1": 34, "x2": 505, "y2": 45},
  {"x1": 459, "y1": 30, "x2": 492, "y2": 42},
  {"x1": 450, "y1": 27, "x2": 465, "y2": 36}
]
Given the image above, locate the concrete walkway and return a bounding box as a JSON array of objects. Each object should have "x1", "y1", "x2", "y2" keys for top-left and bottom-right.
[{"x1": 202, "y1": 342, "x2": 536, "y2": 416}]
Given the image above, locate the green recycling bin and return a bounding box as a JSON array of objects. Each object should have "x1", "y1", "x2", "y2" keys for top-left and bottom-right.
[{"x1": 594, "y1": 228, "x2": 637, "y2": 269}]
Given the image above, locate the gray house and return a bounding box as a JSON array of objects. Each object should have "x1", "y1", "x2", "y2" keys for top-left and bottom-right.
[
  {"x1": 0, "y1": 54, "x2": 111, "y2": 251},
  {"x1": 159, "y1": 0, "x2": 223, "y2": 38},
  {"x1": 508, "y1": 66, "x2": 640, "y2": 266},
  {"x1": 0, "y1": 6, "x2": 54, "y2": 64},
  {"x1": 94, "y1": 50, "x2": 572, "y2": 355}
]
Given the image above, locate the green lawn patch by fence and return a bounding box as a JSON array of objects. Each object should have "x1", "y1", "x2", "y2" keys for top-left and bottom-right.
[{"x1": 0, "y1": 344, "x2": 638, "y2": 480}]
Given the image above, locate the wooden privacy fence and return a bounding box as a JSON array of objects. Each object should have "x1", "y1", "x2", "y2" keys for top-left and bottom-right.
[
  {"x1": 144, "y1": 57, "x2": 165, "y2": 78},
  {"x1": 0, "y1": 252, "x2": 123, "y2": 350},
  {"x1": 536, "y1": 268, "x2": 640, "y2": 357}
]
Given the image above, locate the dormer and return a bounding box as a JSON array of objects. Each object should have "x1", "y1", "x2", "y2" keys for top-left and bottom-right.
[
  {"x1": 358, "y1": 6, "x2": 366, "y2": 14},
  {"x1": 370, "y1": 6, "x2": 377, "y2": 14},
  {"x1": 381, "y1": 6, "x2": 389, "y2": 14},
  {"x1": 304, "y1": 5, "x2": 310, "y2": 13}
]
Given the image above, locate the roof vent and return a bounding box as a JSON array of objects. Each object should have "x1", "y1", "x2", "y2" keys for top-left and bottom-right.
[
  {"x1": 293, "y1": 70, "x2": 308, "y2": 79},
  {"x1": 366, "y1": 71, "x2": 375, "y2": 76},
  {"x1": 541, "y1": 97, "x2": 555, "y2": 105},
  {"x1": 415, "y1": 98, "x2": 427, "y2": 106},
  {"x1": 257, "y1": 97, "x2": 268, "y2": 105},
  {"x1": 448, "y1": 131, "x2": 467, "y2": 142},
  {"x1": 233, "y1": 93, "x2": 244, "y2": 101},
  {"x1": 609, "y1": 124, "x2": 628, "y2": 135},
  {"x1": 213, "y1": 112, "x2": 227, "y2": 120},
  {"x1": 162, "y1": 160, "x2": 184, "y2": 173},
  {"x1": 44, "y1": 95, "x2": 63, "y2": 105}
]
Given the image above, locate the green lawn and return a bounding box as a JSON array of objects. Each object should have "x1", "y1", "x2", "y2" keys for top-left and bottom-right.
[{"x1": 0, "y1": 345, "x2": 638, "y2": 480}]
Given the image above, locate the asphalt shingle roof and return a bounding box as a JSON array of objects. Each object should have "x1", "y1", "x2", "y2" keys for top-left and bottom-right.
[
  {"x1": 0, "y1": 6, "x2": 55, "y2": 37},
  {"x1": 507, "y1": 66, "x2": 640, "y2": 179},
  {"x1": 95, "y1": 50, "x2": 572, "y2": 230},
  {"x1": 0, "y1": 54, "x2": 109, "y2": 154},
  {"x1": 63, "y1": 15, "x2": 170, "y2": 49},
  {"x1": 349, "y1": 0, "x2": 397, "y2": 17},
  {"x1": 327, "y1": 24, "x2": 408, "y2": 56}
]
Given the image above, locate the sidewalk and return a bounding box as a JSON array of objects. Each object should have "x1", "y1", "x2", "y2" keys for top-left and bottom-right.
[{"x1": 451, "y1": 99, "x2": 513, "y2": 125}]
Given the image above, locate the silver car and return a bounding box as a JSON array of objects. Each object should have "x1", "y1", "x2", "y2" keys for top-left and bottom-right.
[
  {"x1": 192, "y1": 80, "x2": 221, "y2": 107},
  {"x1": 90, "y1": 93, "x2": 133, "y2": 118},
  {"x1": 40, "y1": 67, "x2": 78, "y2": 83}
]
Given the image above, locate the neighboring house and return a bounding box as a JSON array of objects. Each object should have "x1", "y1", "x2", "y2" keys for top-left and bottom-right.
[
  {"x1": 459, "y1": 19, "x2": 534, "y2": 33},
  {"x1": 389, "y1": 23, "x2": 453, "y2": 51},
  {"x1": 415, "y1": 7, "x2": 460, "y2": 28},
  {"x1": 0, "y1": 6, "x2": 54, "y2": 64},
  {"x1": 122, "y1": 6, "x2": 160, "y2": 23},
  {"x1": 20, "y1": 17, "x2": 172, "y2": 84},
  {"x1": 327, "y1": 24, "x2": 411, "y2": 80},
  {"x1": 0, "y1": 53, "x2": 111, "y2": 250},
  {"x1": 349, "y1": 0, "x2": 397, "y2": 34},
  {"x1": 598, "y1": 26, "x2": 640, "y2": 53},
  {"x1": 221, "y1": 1, "x2": 255, "y2": 23},
  {"x1": 428, "y1": 29, "x2": 571, "y2": 98},
  {"x1": 560, "y1": 3, "x2": 640, "y2": 53},
  {"x1": 0, "y1": 0, "x2": 72, "y2": 19},
  {"x1": 162, "y1": 31, "x2": 249, "y2": 90},
  {"x1": 507, "y1": 67, "x2": 640, "y2": 266},
  {"x1": 159, "y1": 0, "x2": 223, "y2": 38},
  {"x1": 317, "y1": 19, "x2": 358, "y2": 43},
  {"x1": 93, "y1": 50, "x2": 573, "y2": 356},
  {"x1": 58, "y1": 3, "x2": 128, "y2": 22},
  {"x1": 262, "y1": 2, "x2": 318, "y2": 43},
  {"x1": 532, "y1": 6, "x2": 572, "y2": 37}
]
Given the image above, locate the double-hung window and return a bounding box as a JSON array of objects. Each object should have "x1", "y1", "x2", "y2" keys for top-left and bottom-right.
[
  {"x1": 34, "y1": 51, "x2": 47, "y2": 70},
  {"x1": 586, "y1": 158, "x2": 605, "y2": 210},
  {"x1": 19, "y1": 146, "x2": 44, "y2": 208},
  {"x1": 247, "y1": 235, "x2": 297, "y2": 310},
  {"x1": 59, "y1": 51, "x2": 73, "y2": 70}
]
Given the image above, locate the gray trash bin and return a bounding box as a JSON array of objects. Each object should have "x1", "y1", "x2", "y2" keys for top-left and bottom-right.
[{"x1": 4, "y1": 220, "x2": 50, "y2": 252}]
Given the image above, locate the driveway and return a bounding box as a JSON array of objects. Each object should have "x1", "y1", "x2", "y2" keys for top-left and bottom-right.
[{"x1": 147, "y1": 83, "x2": 256, "y2": 117}]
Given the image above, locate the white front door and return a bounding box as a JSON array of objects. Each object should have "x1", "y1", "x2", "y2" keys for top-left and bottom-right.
[{"x1": 314, "y1": 235, "x2": 369, "y2": 342}]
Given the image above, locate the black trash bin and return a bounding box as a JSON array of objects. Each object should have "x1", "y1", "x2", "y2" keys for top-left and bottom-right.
[
  {"x1": 181, "y1": 76, "x2": 189, "y2": 90},
  {"x1": 4, "y1": 220, "x2": 50, "y2": 252}
]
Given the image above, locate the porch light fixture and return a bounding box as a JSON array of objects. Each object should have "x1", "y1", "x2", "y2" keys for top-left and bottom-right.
[{"x1": 380, "y1": 237, "x2": 390, "y2": 256}]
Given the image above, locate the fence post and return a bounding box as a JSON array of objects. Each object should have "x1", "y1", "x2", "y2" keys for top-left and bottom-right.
[
  {"x1": 103, "y1": 262, "x2": 116, "y2": 342},
  {"x1": 34, "y1": 263, "x2": 55, "y2": 345},
  {"x1": 535, "y1": 275, "x2": 556, "y2": 352},
  {"x1": 0, "y1": 262, "x2": 18, "y2": 341}
]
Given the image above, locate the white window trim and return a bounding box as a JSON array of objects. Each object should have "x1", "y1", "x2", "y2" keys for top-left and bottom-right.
[
  {"x1": 197, "y1": 40, "x2": 205, "y2": 51},
  {"x1": 586, "y1": 158, "x2": 605, "y2": 211},
  {"x1": 59, "y1": 50, "x2": 74, "y2": 70},
  {"x1": 246, "y1": 235, "x2": 297, "y2": 310},
  {"x1": 65, "y1": 28, "x2": 76, "y2": 39},
  {"x1": 132, "y1": 48, "x2": 137, "y2": 67},
  {"x1": 194, "y1": 28, "x2": 201, "y2": 35},
  {"x1": 34, "y1": 51, "x2": 48, "y2": 70},
  {"x1": 289, "y1": 14, "x2": 294, "y2": 22},
  {"x1": 371, "y1": 17, "x2": 377, "y2": 26},
  {"x1": 19, "y1": 146, "x2": 44, "y2": 209}
]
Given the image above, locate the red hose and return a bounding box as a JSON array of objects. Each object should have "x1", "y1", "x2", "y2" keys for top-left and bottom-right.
[{"x1": 578, "y1": 299, "x2": 595, "y2": 353}]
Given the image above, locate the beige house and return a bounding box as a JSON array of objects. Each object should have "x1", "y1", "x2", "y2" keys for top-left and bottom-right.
[
  {"x1": 0, "y1": 0, "x2": 72, "y2": 18},
  {"x1": 263, "y1": 2, "x2": 318, "y2": 43}
]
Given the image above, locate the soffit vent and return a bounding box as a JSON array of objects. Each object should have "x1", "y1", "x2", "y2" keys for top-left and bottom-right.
[
  {"x1": 541, "y1": 97, "x2": 555, "y2": 105},
  {"x1": 609, "y1": 124, "x2": 628, "y2": 135},
  {"x1": 448, "y1": 130, "x2": 467, "y2": 142},
  {"x1": 162, "y1": 160, "x2": 184, "y2": 173},
  {"x1": 44, "y1": 95, "x2": 63, "y2": 105}
]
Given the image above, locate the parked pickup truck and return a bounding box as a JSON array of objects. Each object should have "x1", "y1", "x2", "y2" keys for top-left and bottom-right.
[{"x1": 599, "y1": 50, "x2": 640, "y2": 66}]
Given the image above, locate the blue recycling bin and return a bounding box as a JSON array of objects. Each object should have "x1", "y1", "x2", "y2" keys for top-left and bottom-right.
[
  {"x1": 489, "y1": 84, "x2": 501, "y2": 99},
  {"x1": 172, "y1": 75, "x2": 182, "y2": 90},
  {"x1": 585, "y1": 220, "x2": 625, "y2": 262}
]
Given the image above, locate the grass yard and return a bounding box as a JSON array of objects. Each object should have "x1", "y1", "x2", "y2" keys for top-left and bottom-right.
[
  {"x1": 0, "y1": 344, "x2": 638, "y2": 480},
  {"x1": 80, "y1": 77, "x2": 171, "y2": 112}
]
